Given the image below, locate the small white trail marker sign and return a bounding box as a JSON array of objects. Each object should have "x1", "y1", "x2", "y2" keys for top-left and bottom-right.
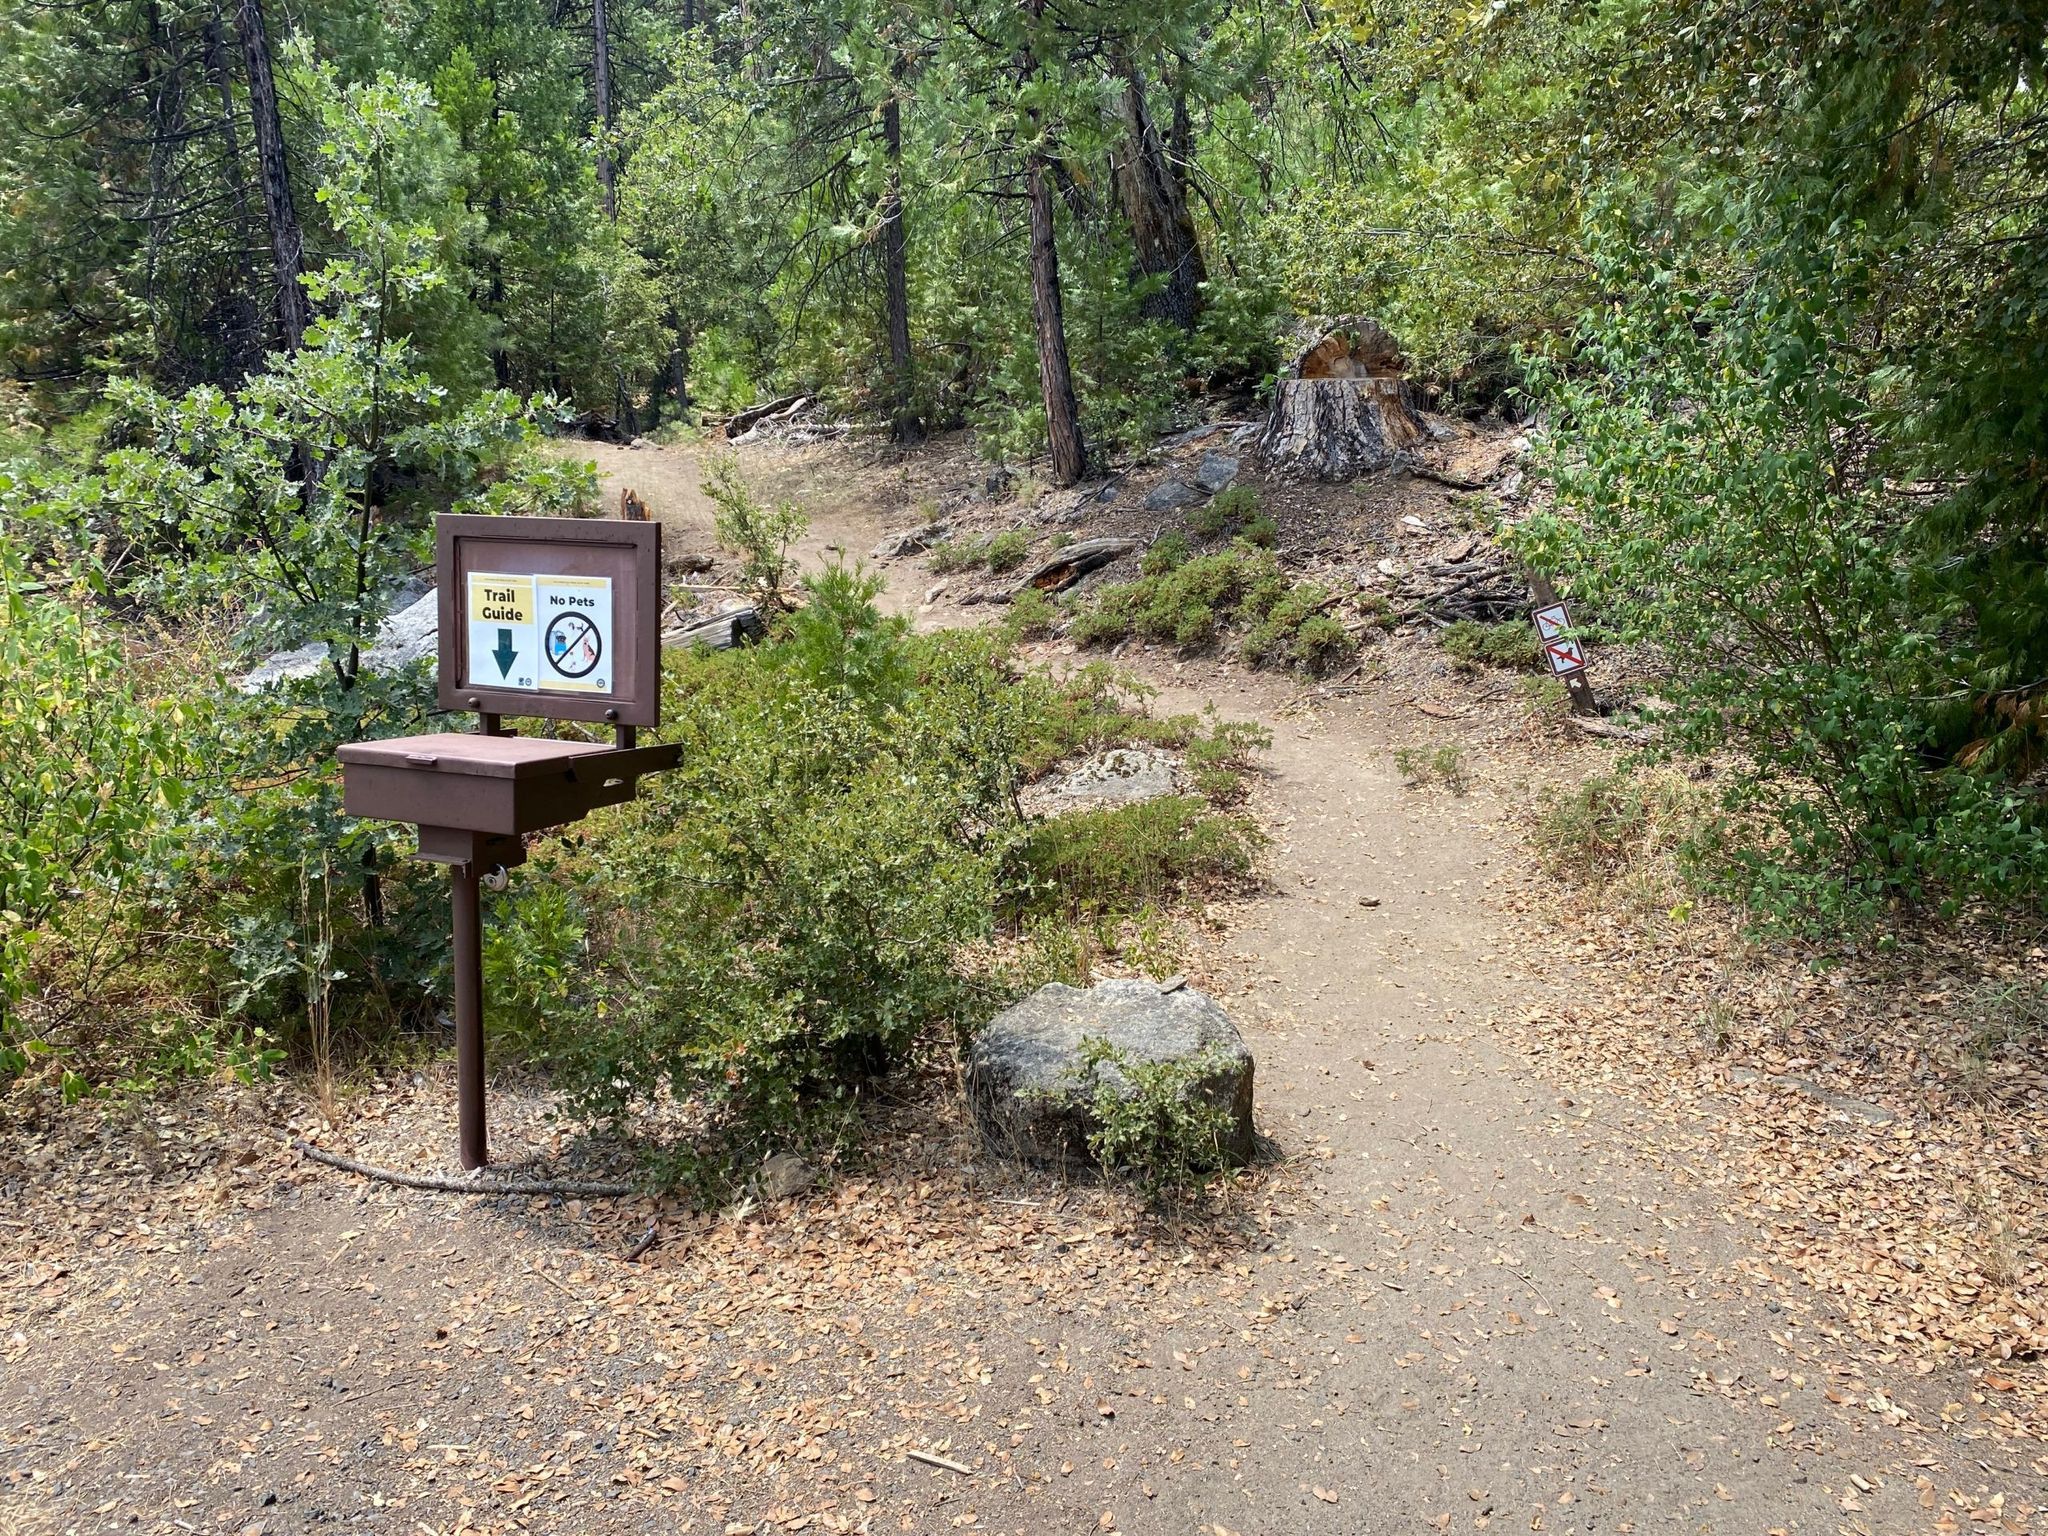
[{"x1": 1533, "y1": 601, "x2": 1586, "y2": 677}]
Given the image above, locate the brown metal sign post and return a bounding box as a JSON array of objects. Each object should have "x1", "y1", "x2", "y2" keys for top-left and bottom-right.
[{"x1": 338, "y1": 514, "x2": 679, "y2": 1169}]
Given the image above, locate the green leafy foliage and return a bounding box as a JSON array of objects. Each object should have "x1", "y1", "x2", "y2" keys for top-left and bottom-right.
[
  {"x1": 705, "y1": 453, "x2": 807, "y2": 610},
  {"x1": 0, "y1": 545, "x2": 199, "y2": 1060},
  {"x1": 1439, "y1": 619, "x2": 1538, "y2": 672},
  {"x1": 1069, "y1": 543, "x2": 1354, "y2": 674},
  {"x1": 1066, "y1": 1036, "x2": 1244, "y2": 1208}
]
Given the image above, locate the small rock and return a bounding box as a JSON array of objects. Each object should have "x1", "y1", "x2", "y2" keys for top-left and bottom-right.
[
  {"x1": 1022, "y1": 747, "x2": 1182, "y2": 817},
  {"x1": 628, "y1": 436, "x2": 651, "y2": 449},
  {"x1": 985, "y1": 467, "x2": 1014, "y2": 498},
  {"x1": 1498, "y1": 468, "x2": 1525, "y2": 500},
  {"x1": 1357, "y1": 896, "x2": 1381, "y2": 908},
  {"x1": 1142, "y1": 478, "x2": 1200, "y2": 512},
  {"x1": 1193, "y1": 451, "x2": 1239, "y2": 495},
  {"x1": 671, "y1": 551, "x2": 715, "y2": 575},
  {"x1": 966, "y1": 980, "x2": 1257, "y2": 1168},
  {"x1": 756, "y1": 1152, "x2": 814, "y2": 1201}
]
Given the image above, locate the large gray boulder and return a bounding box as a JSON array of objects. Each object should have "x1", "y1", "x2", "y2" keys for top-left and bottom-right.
[
  {"x1": 237, "y1": 585, "x2": 440, "y2": 692},
  {"x1": 966, "y1": 980, "x2": 1256, "y2": 1168}
]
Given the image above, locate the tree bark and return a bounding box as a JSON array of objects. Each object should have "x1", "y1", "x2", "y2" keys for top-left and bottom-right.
[
  {"x1": 142, "y1": 2, "x2": 187, "y2": 372},
  {"x1": 662, "y1": 309, "x2": 689, "y2": 421},
  {"x1": 1113, "y1": 65, "x2": 1205, "y2": 330},
  {"x1": 879, "y1": 83, "x2": 920, "y2": 444},
  {"x1": 1259, "y1": 376, "x2": 1426, "y2": 480},
  {"x1": 234, "y1": 0, "x2": 307, "y2": 352},
  {"x1": 202, "y1": 0, "x2": 262, "y2": 381},
  {"x1": 592, "y1": 0, "x2": 615, "y2": 217},
  {"x1": 1027, "y1": 144, "x2": 1087, "y2": 486}
]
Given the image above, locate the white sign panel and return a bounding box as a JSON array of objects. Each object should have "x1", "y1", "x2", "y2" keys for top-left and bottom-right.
[
  {"x1": 466, "y1": 572, "x2": 538, "y2": 691},
  {"x1": 536, "y1": 575, "x2": 614, "y2": 694},
  {"x1": 1531, "y1": 600, "x2": 1586, "y2": 676}
]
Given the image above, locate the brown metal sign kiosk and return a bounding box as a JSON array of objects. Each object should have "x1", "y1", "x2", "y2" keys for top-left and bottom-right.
[{"x1": 338, "y1": 514, "x2": 680, "y2": 1169}]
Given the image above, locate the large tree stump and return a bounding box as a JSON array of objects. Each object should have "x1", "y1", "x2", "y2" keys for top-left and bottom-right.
[{"x1": 1259, "y1": 316, "x2": 1427, "y2": 480}]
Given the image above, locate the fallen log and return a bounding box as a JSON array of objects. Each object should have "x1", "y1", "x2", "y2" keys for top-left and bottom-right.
[
  {"x1": 664, "y1": 603, "x2": 766, "y2": 650},
  {"x1": 721, "y1": 393, "x2": 805, "y2": 438},
  {"x1": 1016, "y1": 537, "x2": 1139, "y2": 595}
]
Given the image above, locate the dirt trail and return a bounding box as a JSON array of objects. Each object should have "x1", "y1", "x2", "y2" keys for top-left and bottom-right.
[
  {"x1": 1016, "y1": 671, "x2": 1934, "y2": 1530},
  {"x1": 0, "y1": 437, "x2": 2011, "y2": 1535}
]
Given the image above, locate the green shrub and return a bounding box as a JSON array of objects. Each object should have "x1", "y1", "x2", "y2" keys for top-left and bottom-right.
[
  {"x1": 1067, "y1": 1036, "x2": 1245, "y2": 1208},
  {"x1": 1440, "y1": 618, "x2": 1538, "y2": 671},
  {"x1": 1068, "y1": 542, "x2": 1354, "y2": 676},
  {"x1": 928, "y1": 536, "x2": 984, "y2": 574},
  {"x1": 1522, "y1": 270, "x2": 2048, "y2": 925},
  {"x1": 482, "y1": 873, "x2": 592, "y2": 1058},
  {"x1": 1142, "y1": 531, "x2": 1192, "y2": 575},
  {"x1": 1394, "y1": 742, "x2": 1469, "y2": 794},
  {"x1": 0, "y1": 549, "x2": 200, "y2": 1061},
  {"x1": 552, "y1": 615, "x2": 1026, "y2": 1150},
  {"x1": 1182, "y1": 715, "x2": 1271, "y2": 804},
  {"x1": 1193, "y1": 483, "x2": 1259, "y2": 539},
  {"x1": 1240, "y1": 512, "x2": 1278, "y2": 548},
  {"x1": 1239, "y1": 586, "x2": 1353, "y2": 673},
  {"x1": 530, "y1": 603, "x2": 1267, "y2": 1167},
  {"x1": 705, "y1": 452, "x2": 807, "y2": 610},
  {"x1": 1012, "y1": 795, "x2": 1263, "y2": 916},
  {"x1": 986, "y1": 528, "x2": 1031, "y2": 573},
  {"x1": 1004, "y1": 585, "x2": 1057, "y2": 641},
  {"x1": 774, "y1": 560, "x2": 913, "y2": 709}
]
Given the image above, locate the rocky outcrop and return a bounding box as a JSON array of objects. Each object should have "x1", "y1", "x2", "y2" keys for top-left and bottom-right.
[{"x1": 966, "y1": 979, "x2": 1256, "y2": 1168}]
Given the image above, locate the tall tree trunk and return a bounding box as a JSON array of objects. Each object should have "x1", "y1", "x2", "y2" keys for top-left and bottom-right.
[
  {"x1": 1027, "y1": 144, "x2": 1087, "y2": 485},
  {"x1": 591, "y1": 0, "x2": 615, "y2": 217},
  {"x1": 234, "y1": 0, "x2": 307, "y2": 352},
  {"x1": 1113, "y1": 64, "x2": 1206, "y2": 331},
  {"x1": 663, "y1": 309, "x2": 689, "y2": 421},
  {"x1": 142, "y1": 2, "x2": 187, "y2": 376},
  {"x1": 202, "y1": 0, "x2": 262, "y2": 381},
  {"x1": 879, "y1": 82, "x2": 920, "y2": 444}
]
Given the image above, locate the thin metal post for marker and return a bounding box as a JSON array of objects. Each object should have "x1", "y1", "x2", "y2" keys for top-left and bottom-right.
[{"x1": 451, "y1": 859, "x2": 487, "y2": 1170}]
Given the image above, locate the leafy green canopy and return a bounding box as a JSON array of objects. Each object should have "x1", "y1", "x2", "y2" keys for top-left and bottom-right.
[{"x1": 1505, "y1": 0, "x2": 2048, "y2": 922}]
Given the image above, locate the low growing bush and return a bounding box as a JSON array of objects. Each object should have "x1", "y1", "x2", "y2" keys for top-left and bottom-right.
[
  {"x1": 1012, "y1": 795, "x2": 1263, "y2": 916},
  {"x1": 1440, "y1": 618, "x2": 1538, "y2": 671},
  {"x1": 1067, "y1": 1036, "x2": 1245, "y2": 1208},
  {"x1": 986, "y1": 529, "x2": 1031, "y2": 573},
  {"x1": 1067, "y1": 542, "x2": 1355, "y2": 674}
]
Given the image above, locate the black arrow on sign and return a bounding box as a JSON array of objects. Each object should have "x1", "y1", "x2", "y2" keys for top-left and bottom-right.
[{"x1": 492, "y1": 628, "x2": 518, "y2": 678}]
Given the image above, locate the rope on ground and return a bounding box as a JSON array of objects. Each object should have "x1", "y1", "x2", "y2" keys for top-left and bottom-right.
[{"x1": 291, "y1": 1139, "x2": 637, "y2": 1198}]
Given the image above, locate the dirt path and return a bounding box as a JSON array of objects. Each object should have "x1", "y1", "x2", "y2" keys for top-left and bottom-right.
[{"x1": 0, "y1": 438, "x2": 2029, "y2": 1535}]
